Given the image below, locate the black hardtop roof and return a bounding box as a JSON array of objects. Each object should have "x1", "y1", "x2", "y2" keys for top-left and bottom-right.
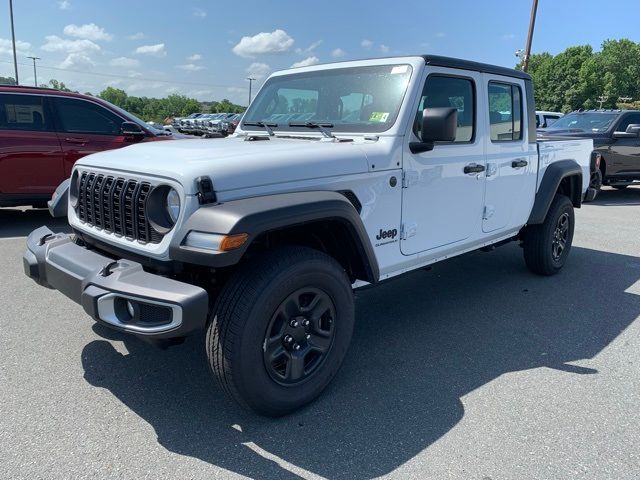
[{"x1": 421, "y1": 55, "x2": 531, "y2": 80}]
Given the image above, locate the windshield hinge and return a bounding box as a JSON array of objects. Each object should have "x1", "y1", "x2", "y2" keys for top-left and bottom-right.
[
  {"x1": 195, "y1": 176, "x2": 216, "y2": 204},
  {"x1": 402, "y1": 170, "x2": 419, "y2": 188}
]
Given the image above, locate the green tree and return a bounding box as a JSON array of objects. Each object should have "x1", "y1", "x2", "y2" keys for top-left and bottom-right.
[
  {"x1": 46, "y1": 79, "x2": 73, "y2": 92},
  {"x1": 99, "y1": 86, "x2": 128, "y2": 107},
  {"x1": 0, "y1": 76, "x2": 16, "y2": 85}
]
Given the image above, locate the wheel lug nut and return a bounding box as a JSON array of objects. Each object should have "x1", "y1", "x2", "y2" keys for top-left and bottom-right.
[
  {"x1": 293, "y1": 343, "x2": 301, "y2": 351},
  {"x1": 305, "y1": 334, "x2": 310, "y2": 339},
  {"x1": 284, "y1": 335, "x2": 293, "y2": 343},
  {"x1": 289, "y1": 319, "x2": 299, "y2": 328},
  {"x1": 302, "y1": 319, "x2": 310, "y2": 327}
]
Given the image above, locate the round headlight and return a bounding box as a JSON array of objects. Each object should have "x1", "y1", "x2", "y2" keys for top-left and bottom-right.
[{"x1": 165, "y1": 188, "x2": 180, "y2": 223}]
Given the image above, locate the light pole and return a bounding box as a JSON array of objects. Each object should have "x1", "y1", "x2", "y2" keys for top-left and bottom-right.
[
  {"x1": 246, "y1": 77, "x2": 256, "y2": 106},
  {"x1": 597, "y1": 95, "x2": 608, "y2": 109},
  {"x1": 9, "y1": 0, "x2": 19, "y2": 84},
  {"x1": 522, "y1": 0, "x2": 539, "y2": 72},
  {"x1": 27, "y1": 56, "x2": 40, "y2": 86}
]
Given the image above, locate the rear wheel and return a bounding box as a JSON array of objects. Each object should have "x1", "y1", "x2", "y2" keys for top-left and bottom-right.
[
  {"x1": 206, "y1": 246, "x2": 354, "y2": 416},
  {"x1": 523, "y1": 194, "x2": 575, "y2": 276}
]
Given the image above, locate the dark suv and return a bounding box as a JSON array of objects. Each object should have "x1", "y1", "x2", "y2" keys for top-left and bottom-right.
[
  {"x1": 0, "y1": 85, "x2": 175, "y2": 208},
  {"x1": 539, "y1": 110, "x2": 640, "y2": 196}
]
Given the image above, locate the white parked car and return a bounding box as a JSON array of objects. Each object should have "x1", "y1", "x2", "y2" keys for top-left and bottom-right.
[
  {"x1": 25, "y1": 55, "x2": 594, "y2": 416},
  {"x1": 536, "y1": 110, "x2": 564, "y2": 129}
]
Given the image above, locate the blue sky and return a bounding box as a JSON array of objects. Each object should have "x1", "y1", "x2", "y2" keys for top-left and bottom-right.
[{"x1": 1, "y1": 0, "x2": 639, "y2": 105}]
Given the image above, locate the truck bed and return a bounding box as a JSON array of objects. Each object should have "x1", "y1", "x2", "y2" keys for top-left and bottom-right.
[{"x1": 536, "y1": 137, "x2": 593, "y2": 195}]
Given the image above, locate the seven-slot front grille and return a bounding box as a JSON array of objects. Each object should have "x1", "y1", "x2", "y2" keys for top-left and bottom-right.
[{"x1": 76, "y1": 172, "x2": 164, "y2": 244}]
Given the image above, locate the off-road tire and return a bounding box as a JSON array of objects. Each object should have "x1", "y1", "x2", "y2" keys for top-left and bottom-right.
[
  {"x1": 206, "y1": 246, "x2": 354, "y2": 416},
  {"x1": 523, "y1": 194, "x2": 575, "y2": 276}
]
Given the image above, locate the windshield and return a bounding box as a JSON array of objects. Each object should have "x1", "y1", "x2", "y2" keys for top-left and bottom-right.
[
  {"x1": 548, "y1": 112, "x2": 619, "y2": 132},
  {"x1": 242, "y1": 64, "x2": 413, "y2": 134},
  {"x1": 106, "y1": 102, "x2": 169, "y2": 135}
]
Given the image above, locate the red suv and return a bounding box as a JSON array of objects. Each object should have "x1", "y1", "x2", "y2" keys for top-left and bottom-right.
[{"x1": 0, "y1": 86, "x2": 175, "y2": 208}]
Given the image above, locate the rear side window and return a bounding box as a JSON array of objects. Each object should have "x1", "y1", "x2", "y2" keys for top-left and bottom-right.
[
  {"x1": 544, "y1": 115, "x2": 560, "y2": 127},
  {"x1": 0, "y1": 93, "x2": 53, "y2": 132},
  {"x1": 53, "y1": 97, "x2": 124, "y2": 135},
  {"x1": 488, "y1": 81, "x2": 523, "y2": 141},
  {"x1": 415, "y1": 75, "x2": 475, "y2": 142}
]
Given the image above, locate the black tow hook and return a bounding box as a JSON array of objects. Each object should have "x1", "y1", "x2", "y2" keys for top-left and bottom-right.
[
  {"x1": 38, "y1": 233, "x2": 55, "y2": 246},
  {"x1": 100, "y1": 261, "x2": 120, "y2": 277}
]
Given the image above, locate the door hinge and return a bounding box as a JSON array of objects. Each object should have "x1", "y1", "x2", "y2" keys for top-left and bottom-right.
[
  {"x1": 486, "y1": 163, "x2": 498, "y2": 177},
  {"x1": 402, "y1": 170, "x2": 419, "y2": 188},
  {"x1": 401, "y1": 222, "x2": 417, "y2": 240}
]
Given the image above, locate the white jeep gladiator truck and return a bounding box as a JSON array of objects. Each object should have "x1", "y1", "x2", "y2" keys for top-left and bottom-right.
[{"x1": 24, "y1": 55, "x2": 594, "y2": 416}]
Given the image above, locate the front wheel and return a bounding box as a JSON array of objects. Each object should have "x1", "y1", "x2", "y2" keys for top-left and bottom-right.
[
  {"x1": 206, "y1": 246, "x2": 355, "y2": 416},
  {"x1": 523, "y1": 194, "x2": 575, "y2": 276}
]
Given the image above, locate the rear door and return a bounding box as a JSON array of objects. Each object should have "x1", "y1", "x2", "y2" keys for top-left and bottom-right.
[
  {"x1": 0, "y1": 93, "x2": 64, "y2": 196},
  {"x1": 51, "y1": 96, "x2": 130, "y2": 175},
  {"x1": 482, "y1": 75, "x2": 537, "y2": 233}
]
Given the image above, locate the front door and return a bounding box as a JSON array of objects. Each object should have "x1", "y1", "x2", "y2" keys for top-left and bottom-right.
[
  {"x1": 482, "y1": 75, "x2": 537, "y2": 233},
  {"x1": 51, "y1": 96, "x2": 131, "y2": 176},
  {"x1": 401, "y1": 69, "x2": 485, "y2": 255},
  {"x1": 0, "y1": 93, "x2": 64, "y2": 196},
  {"x1": 610, "y1": 113, "x2": 640, "y2": 175}
]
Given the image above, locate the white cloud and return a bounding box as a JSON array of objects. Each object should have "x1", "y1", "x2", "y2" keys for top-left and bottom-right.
[
  {"x1": 291, "y1": 56, "x2": 320, "y2": 68},
  {"x1": 331, "y1": 48, "x2": 345, "y2": 58},
  {"x1": 187, "y1": 53, "x2": 202, "y2": 61},
  {"x1": 166, "y1": 86, "x2": 180, "y2": 94},
  {"x1": 246, "y1": 62, "x2": 270, "y2": 80},
  {"x1": 134, "y1": 43, "x2": 166, "y2": 57},
  {"x1": 193, "y1": 8, "x2": 207, "y2": 18},
  {"x1": 57, "y1": 0, "x2": 71, "y2": 10},
  {"x1": 59, "y1": 53, "x2": 95, "y2": 69},
  {"x1": 127, "y1": 32, "x2": 144, "y2": 40},
  {"x1": 361, "y1": 39, "x2": 373, "y2": 49},
  {"x1": 176, "y1": 63, "x2": 205, "y2": 71},
  {"x1": 380, "y1": 44, "x2": 390, "y2": 53},
  {"x1": 63, "y1": 23, "x2": 112, "y2": 41},
  {"x1": 296, "y1": 40, "x2": 322, "y2": 54},
  {"x1": 0, "y1": 38, "x2": 31, "y2": 56},
  {"x1": 109, "y1": 56, "x2": 139, "y2": 67},
  {"x1": 42, "y1": 35, "x2": 100, "y2": 53},
  {"x1": 232, "y1": 29, "x2": 294, "y2": 58},
  {"x1": 128, "y1": 71, "x2": 142, "y2": 78}
]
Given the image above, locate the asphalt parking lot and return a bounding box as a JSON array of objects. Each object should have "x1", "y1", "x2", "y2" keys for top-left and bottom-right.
[{"x1": 1, "y1": 187, "x2": 639, "y2": 480}]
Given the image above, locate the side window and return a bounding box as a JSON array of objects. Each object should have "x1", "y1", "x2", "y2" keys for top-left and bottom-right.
[
  {"x1": 544, "y1": 115, "x2": 560, "y2": 127},
  {"x1": 54, "y1": 98, "x2": 124, "y2": 135},
  {"x1": 0, "y1": 94, "x2": 53, "y2": 132},
  {"x1": 616, "y1": 114, "x2": 640, "y2": 133},
  {"x1": 488, "y1": 81, "x2": 523, "y2": 142},
  {"x1": 415, "y1": 75, "x2": 475, "y2": 142}
]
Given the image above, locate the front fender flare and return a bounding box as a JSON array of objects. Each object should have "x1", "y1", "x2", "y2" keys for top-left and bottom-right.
[{"x1": 169, "y1": 191, "x2": 379, "y2": 283}]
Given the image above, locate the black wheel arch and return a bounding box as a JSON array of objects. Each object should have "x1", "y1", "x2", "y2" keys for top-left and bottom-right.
[
  {"x1": 527, "y1": 160, "x2": 582, "y2": 225},
  {"x1": 169, "y1": 191, "x2": 379, "y2": 284}
]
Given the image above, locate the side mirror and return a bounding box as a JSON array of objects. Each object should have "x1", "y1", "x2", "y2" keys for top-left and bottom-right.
[
  {"x1": 121, "y1": 121, "x2": 145, "y2": 139},
  {"x1": 613, "y1": 124, "x2": 640, "y2": 138},
  {"x1": 410, "y1": 107, "x2": 458, "y2": 154},
  {"x1": 626, "y1": 124, "x2": 640, "y2": 136}
]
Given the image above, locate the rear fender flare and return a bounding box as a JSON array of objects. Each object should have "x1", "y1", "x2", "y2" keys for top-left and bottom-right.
[{"x1": 528, "y1": 160, "x2": 582, "y2": 224}]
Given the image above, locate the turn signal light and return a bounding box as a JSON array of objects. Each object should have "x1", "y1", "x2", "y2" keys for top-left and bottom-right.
[{"x1": 219, "y1": 233, "x2": 249, "y2": 251}]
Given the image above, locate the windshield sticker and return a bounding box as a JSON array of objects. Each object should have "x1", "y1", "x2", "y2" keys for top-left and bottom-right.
[
  {"x1": 391, "y1": 65, "x2": 409, "y2": 74},
  {"x1": 369, "y1": 112, "x2": 389, "y2": 122}
]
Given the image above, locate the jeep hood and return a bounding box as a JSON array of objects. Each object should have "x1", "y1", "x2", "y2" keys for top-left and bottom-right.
[{"x1": 76, "y1": 136, "x2": 370, "y2": 194}]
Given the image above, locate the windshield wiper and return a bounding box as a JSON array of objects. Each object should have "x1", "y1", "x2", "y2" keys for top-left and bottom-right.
[
  {"x1": 243, "y1": 121, "x2": 277, "y2": 136},
  {"x1": 288, "y1": 121, "x2": 335, "y2": 138}
]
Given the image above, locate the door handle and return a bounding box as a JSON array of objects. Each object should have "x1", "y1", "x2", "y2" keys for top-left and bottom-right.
[
  {"x1": 464, "y1": 163, "x2": 486, "y2": 174},
  {"x1": 511, "y1": 159, "x2": 528, "y2": 168},
  {"x1": 64, "y1": 137, "x2": 88, "y2": 144}
]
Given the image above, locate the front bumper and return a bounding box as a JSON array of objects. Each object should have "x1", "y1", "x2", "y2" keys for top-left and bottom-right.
[{"x1": 23, "y1": 226, "x2": 208, "y2": 339}]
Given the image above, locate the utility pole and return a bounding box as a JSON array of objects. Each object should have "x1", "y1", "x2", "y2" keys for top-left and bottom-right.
[
  {"x1": 9, "y1": 0, "x2": 19, "y2": 84},
  {"x1": 246, "y1": 77, "x2": 256, "y2": 106},
  {"x1": 27, "y1": 56, "x2": 40, "y2": 86},
  {"x1": 597, "y1": 95, "x2": 608, "y2": 109},
  {"x1": 522, "y1": 0, "x2": 539, "y2": 72}
]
